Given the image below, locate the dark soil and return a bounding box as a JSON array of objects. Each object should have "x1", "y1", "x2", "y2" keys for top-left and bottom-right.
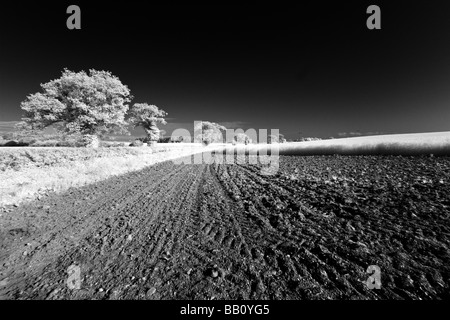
[{"x1": 1, "y1": 155, "x2": 449, "y2": 299}]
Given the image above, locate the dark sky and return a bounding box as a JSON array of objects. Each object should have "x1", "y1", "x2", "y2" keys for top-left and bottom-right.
[{"x1": 1, "y1": 1, "x2": 450, "y2": 139}]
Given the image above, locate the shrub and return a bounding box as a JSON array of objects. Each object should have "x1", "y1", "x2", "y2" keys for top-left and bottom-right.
[
  {"x1": 77, "y1": 135, "x2": 100, "y2": 148},
  {"x1": 267, "y1": 133, "x2": 286, "y2": 144},
  {"x1": 56, "y1": 140, "x2": 78, "y2": 147},
  {"x1": 4, "y1": 140, "x2": 28, "y2": 147},
  {"x1": 168, "y1": 136, "x2": 184, "y2": 143},
  {"x1": 194, "y1": 121, "x2": 226, "y2": 145},
  {"x1": 267, "y1": 135, "x2": 279, "y2": 144},
  {"x1": 129, "y1": 140, "x2": 144, "y2": 147},
  {"x1": 30, "y1": 140, "x2": 60, "y2": 147},
  {"x1": 18, "y1": 137, "x2": 37, "y2": 145},
  {"x1": 233, "y1": 133, "x2": 252, "y2": 145},
  {"x1": 99, "y1": 141, "x2": 127, "y2": 148},
  {"x1": 2, "y1": 133, "x2": 15, "y2": 140},
  {"x1": 295, "y1": 137, "x2": 322, "y2": 142},
  {"x1": 158, "y1": 137, "x2": 171, "y2": 143}
]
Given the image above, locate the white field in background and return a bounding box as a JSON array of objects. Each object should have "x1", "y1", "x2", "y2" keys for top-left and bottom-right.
[{"x1": 220, "y1": 132, "x2": 450, "y2": 156}]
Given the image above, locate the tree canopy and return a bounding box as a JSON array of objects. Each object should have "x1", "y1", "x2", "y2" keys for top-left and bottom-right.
[
  {"x1": 17, "y1": 69, "x2": 133, "y2": 137},
  {"x1": 268, "y1": 133, "x2": 286, "y2": 144},
  {"x1": 233, "y1": 133, "x2": 252, "y2": 144},
  {"x1": 128, "y1": 103, "x2": 168, "y2": 142},
  {"x1": 194, "y1": 121, "x2": 226, "y2": 145}
]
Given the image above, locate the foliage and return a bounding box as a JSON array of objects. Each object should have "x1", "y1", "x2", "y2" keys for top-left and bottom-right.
[
  {"x1": 267, "y1": 133, "x2": 286, "y2": 144},
  {"x1": 267, "y1": 134, "x2": 279, "y2": 144},
  {"x1": 99, "y1": 141, "x2": 128, "y2": 148},
  {"x1": 171, "y1": 136, "x2": 185, "y2": 143},
  {"x1": 18, "y1": 137, "x2": 38, "y2": 146},
  {"x1": 194, "y1": 121, "x2": 226, "y2": 145},
  {"x1": 77, "y1": 134, "x2": 100, "y2": 148},
  {"x1": 158, "y1": 137, "x2": 172, "y2": 143},
  {"x1": 17, "y1": 69, "x2": 132, "y2": 137},
  {"x1": 294, "y1": 137, "x2": 322, "y2": 142},
  {"x1": 31, "y1": 140, "x2": 60, "y2": 147},
  {"x1": 2, "y1": 140, "x2": 28, "y2": 147},
  {"x1": 2, "y1": 133, "x2": 17, "y2": 140},
  {"x1": 128, "y1": 103, "x2": 167, "y2": 142},
  {"x1": 233, "y1": 133, "x2": 252, "y2": 145},
  {"x1": 129, "y1": 139, "x2": 144, "y2": 147}
]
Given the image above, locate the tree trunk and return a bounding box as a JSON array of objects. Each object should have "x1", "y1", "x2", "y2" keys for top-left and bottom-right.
[
  {"x1": 80, "y1": 134, "x2": 99, "y2": 148},
  {"x1": 145, "y1": 121, "x2": 160, "y2": 142}
]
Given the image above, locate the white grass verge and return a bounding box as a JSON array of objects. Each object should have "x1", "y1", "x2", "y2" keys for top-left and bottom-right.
[{"x1": 0, "y1": 145, "x2": 217, "y2": 207}]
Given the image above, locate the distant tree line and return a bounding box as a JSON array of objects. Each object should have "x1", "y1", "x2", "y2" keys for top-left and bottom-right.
[{"x1": 9, "y1": 68, "x2": 293, "y2": 148}]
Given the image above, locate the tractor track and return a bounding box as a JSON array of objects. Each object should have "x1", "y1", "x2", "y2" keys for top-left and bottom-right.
[{"x1": 1, "y1": 154, "x2": 449, "y2": 299}]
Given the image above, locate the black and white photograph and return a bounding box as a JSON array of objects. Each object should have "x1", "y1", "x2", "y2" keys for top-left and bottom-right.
[{"x1": 0, "y1": 1, "x2": 449, "y2": 312}]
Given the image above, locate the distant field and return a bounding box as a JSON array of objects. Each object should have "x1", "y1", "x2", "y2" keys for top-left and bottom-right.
[{"x1": 220, "y1": 132, "x2": 450, "y2": 156}]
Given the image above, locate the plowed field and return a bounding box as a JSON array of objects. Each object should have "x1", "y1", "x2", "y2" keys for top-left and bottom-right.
[{"x1": 1, "y1": 155, "x2": 449, "y2": 299}]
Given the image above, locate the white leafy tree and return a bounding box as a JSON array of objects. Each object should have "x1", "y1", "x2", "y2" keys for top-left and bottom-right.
[
  {"x1": 17, "y1": 69, "x2": 133, "y2": 147},
  {"x1": 194, "y1": 121, "x2": 226, "y2": 145},
  {"x1": 128, "y1": 103, "x2": 168, "y2": 144},
  {"x1": 268, "y1": 133, "x2": 286, "y2": 144},
  {"x1": 233, "y1": 133, "x2": 252, "y2": 145}
]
